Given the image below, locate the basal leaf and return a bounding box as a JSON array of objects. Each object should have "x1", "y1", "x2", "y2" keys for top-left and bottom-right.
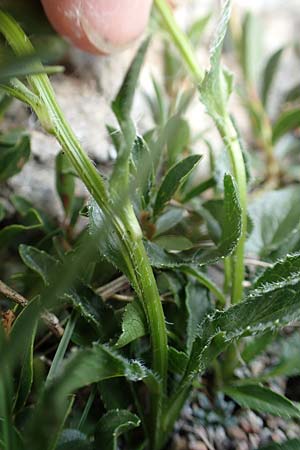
[
  {"x1": 0, "y1": 209, "x2": 43, "y2": 248},
  {"x1": 261, "y1": 48, "x2": 284, "y2": 107},
  {"x1": 153, "y1": 235, "x2": 194, "y2": 251},
  {"x1": 26, "y1": 344, "x2": 159, "y2": 450},
  {"x1": 115, "y1": 300, "x2": 147, "y2": 348},
  {"x1": 223, "y1": 384, "x2": 300, "y2": 419},
  {"x1": 94, "y1": 409, "x2": 140, "y2": 450},
  {"x1": 19, "y1": 244, "x2": 59, "y2": 286},
  {"x1": 153, "y1": 154, "x2": 202, "y2": 217},
  {"x1": 0, "y1": 130, "x2": 30, "y2": 181},
  {"x1": 273, "y1": 108, "x2": 300, "y2": 144}
]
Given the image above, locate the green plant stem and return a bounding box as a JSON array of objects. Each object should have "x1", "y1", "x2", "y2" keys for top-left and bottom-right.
[
  {"x1": 155, "y1": 0, "x2": 247, "y2": 305},
  {"x1": 154, "y1": 0, "x2": 204, "y2": 84},
  {"x1": 78, "y1": 385, "x2": 96, "y2": 430},
  {"x1": 181, "y1": 266, "x2": 226, "y2": 307},
  {"x1": 46, "y1": 311, "x2": 77, "y2": 383},
  {"x1": 0, "y1": 11, "x2": 168, "y2": 388}
]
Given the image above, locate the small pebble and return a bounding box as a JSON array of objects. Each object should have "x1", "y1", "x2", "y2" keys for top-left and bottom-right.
[
  {"x1": 271, "y1": 429, "x2": 286, "y2": 443},
  {"x1": 189, "y1": 443, "x2": 208, "y2": 450},
  {"x1": 236, "y1": 442, "x2": 248, "y2": 450},
  {"x1": 227, "y1": 425, "x2": 247, "y2": 441}
]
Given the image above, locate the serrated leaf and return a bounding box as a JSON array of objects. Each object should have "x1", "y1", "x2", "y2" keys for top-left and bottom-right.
[
  {"x1": 273, "y1": 108, "x2": 300, "y2": 144},
  {"x1": 26, "y1": 344, "x2": 159, "y2": 450},
  {"x1": 168, "y1": 347, "x2": 188, "y2": 375},
  {"x1": 223, "y1": 384, "x2": 300, "y2": 419},
  {"x1": 256, "y1": 440, "x2": 300, "y2": 450},
  {"x1": 200, "y1": 0, "x2": 233, "y2": 124},
  {"x1": 185, "y1": 282, "x2": 211, "y2": 353},
  {"x1": 147, "y1": 174, "x2": 241, "y2": 267},
  {"x1": 65, "y1": 284, "x2": 117, "y2": 342},
  {"x1": 0, "y1": 209, "x2": 43, "y2": 248},
  {"x1": 55, "y1": 151, "x2": 75, "y2": 217},
  {"x1": 0, "y1": 131, "x2": 30, "y2": 181},
  {"x1": 261, "y1": 48, "x2": 284, "y2": 107},
  {"x1": 115, "y1": 301, "x2": 147, "y2": 348},
  {"x1": 19, "y1": 244, "x2": 59, "y2": 286},
  {"x1": 154, "y1": 154, "x2": 202, "y2": 216},
  {"x1": 246, "y1": 186, "x2": 300, "y2": 258},
  {"x1": 183, "y1": 279, "x2": 300, "y2": 385},
  {"x1": 252, "y1": 252, "x2": 300, "y2": 294},
  {"x1": 88, "y1": 199, "x2": 132, "y2": 282},
  {"x1": 94, "y1": 409, "x2": 140, "y2": 450}
]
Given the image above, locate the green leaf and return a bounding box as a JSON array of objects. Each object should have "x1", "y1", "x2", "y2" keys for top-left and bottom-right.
[
  {"x1": 246, "y1": 186, "x2": 300, "y2": 258},
  {"x1": 115, "y1": 301, "x2": 147, "y2": 348},
  {"x1": 130, "y1": 135, "x2": 154, "y2": 208},
  {"x1": 0, "y1": 209, "x2": 43, "y2": 248},
  {"x1": 184, "y1": 278, "x2": 300, "y2": 385},
  {"x1": 0, "y1": 130, "x2": 30, "y2": 181},
  {"x1": 187, "y1": 14, "x2": 211, "y2": 45},
  {"x1": 240, "y1": 12, "x2": 262, "y2": 85},
  {"x1": 147, "y1": 173, "x2": 241, "y2": 267},
  {"x1": 273, "y1": 108, "x2": 300, "y2": 144},
  {"x1": 261, "y1": 48, "x2": 284, "y2": 107},
  {"x1": 56, "y1": 429, "x2": 92, "y2": 450},
  {"x1": 55, "y1": 151, "x2": 75, "y2": 217},
  {"x1": 64, "y1": 284, "x2": 117, "y2": 342},
  {"x1": 223, "y1": 384, "x2": 300, "y2": 419},
  {"x1": 284, "y1": 84, "x2": 300, "y2": 103},
  {"x1": 11, "y1": 302, "x2": 37, "y2": 412},
  {"x1": 256, "y1": 439, "x2": 300, "y2": 450},
  {"x1": 262, "y1": 333, "x2": 300, "y2": 379},
  {"x1": 154, "y1": 207, "x2": 186, "y2": 237},
  {"x1": 153, "y1": 235, "x2": 194, "y2": 251},
  {"x1": 242, "y1": 331, "x2": 275, "y2": 364},
  {"x1": 165, "y1": 115, "x2": 191, "y2": 165},
  {"x1": 94, "y1": 409, "x2": 140, "y2": 450},
  {"x1": 154, "y1": 154, "x2": 202, "y2": 216},
  {"x1": 19, "y1": 244, "x2": 59, "y2": 286},
  {"x1": 185, "y1": 282, "x2": 211, "y2": 353},
  {"x1": 112, "y1": 38, "x2": 150, "y2": 124},
  {"x1": 168, "y1": 347, "x2": 188, "y2": 376},
  {"x1": 200, "y1": 0, "x2": 233, "y2": 124},
  {"x1": 88, "y1": 199, "x2": 132, "y2": 282},
  {"x1": 252, "y1": 252, "x2": 300, "y2": 294},
  {"x1": 0, "y1": 202, "x2": 5, "y2": 222},
  {"x1": 26, "y1": 344, "x2": 159, "y2": 450}
]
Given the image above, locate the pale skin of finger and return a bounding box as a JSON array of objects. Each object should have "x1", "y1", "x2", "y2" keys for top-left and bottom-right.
[{"x1": 41, "y1": 0, "x2": 153, "y2": 54}]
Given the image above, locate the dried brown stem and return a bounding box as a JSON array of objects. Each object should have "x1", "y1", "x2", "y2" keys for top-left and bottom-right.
[{"x1": 0, "y1": 280, "x2": 64, "y2": 337}]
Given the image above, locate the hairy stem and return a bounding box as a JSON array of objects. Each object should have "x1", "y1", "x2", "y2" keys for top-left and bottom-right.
[
  {"x1": 0, "y1": 11, "x2": 168, "y2": 386},
  {"x1": 155, "y1": 0, "x2": 247, "y2": 304}
]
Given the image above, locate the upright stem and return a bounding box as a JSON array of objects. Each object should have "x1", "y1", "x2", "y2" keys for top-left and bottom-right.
[
  {"x1": 154, "y1": 0, "x2": 247, "y2": 304},
  {"x1": 0, "y1": 11, "x2": 168, "y2": 385}
]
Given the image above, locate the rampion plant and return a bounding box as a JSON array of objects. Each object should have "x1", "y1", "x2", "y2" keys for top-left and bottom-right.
[{"x1": 1, "y1": 1, "x2": 300, "y2": 449}]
